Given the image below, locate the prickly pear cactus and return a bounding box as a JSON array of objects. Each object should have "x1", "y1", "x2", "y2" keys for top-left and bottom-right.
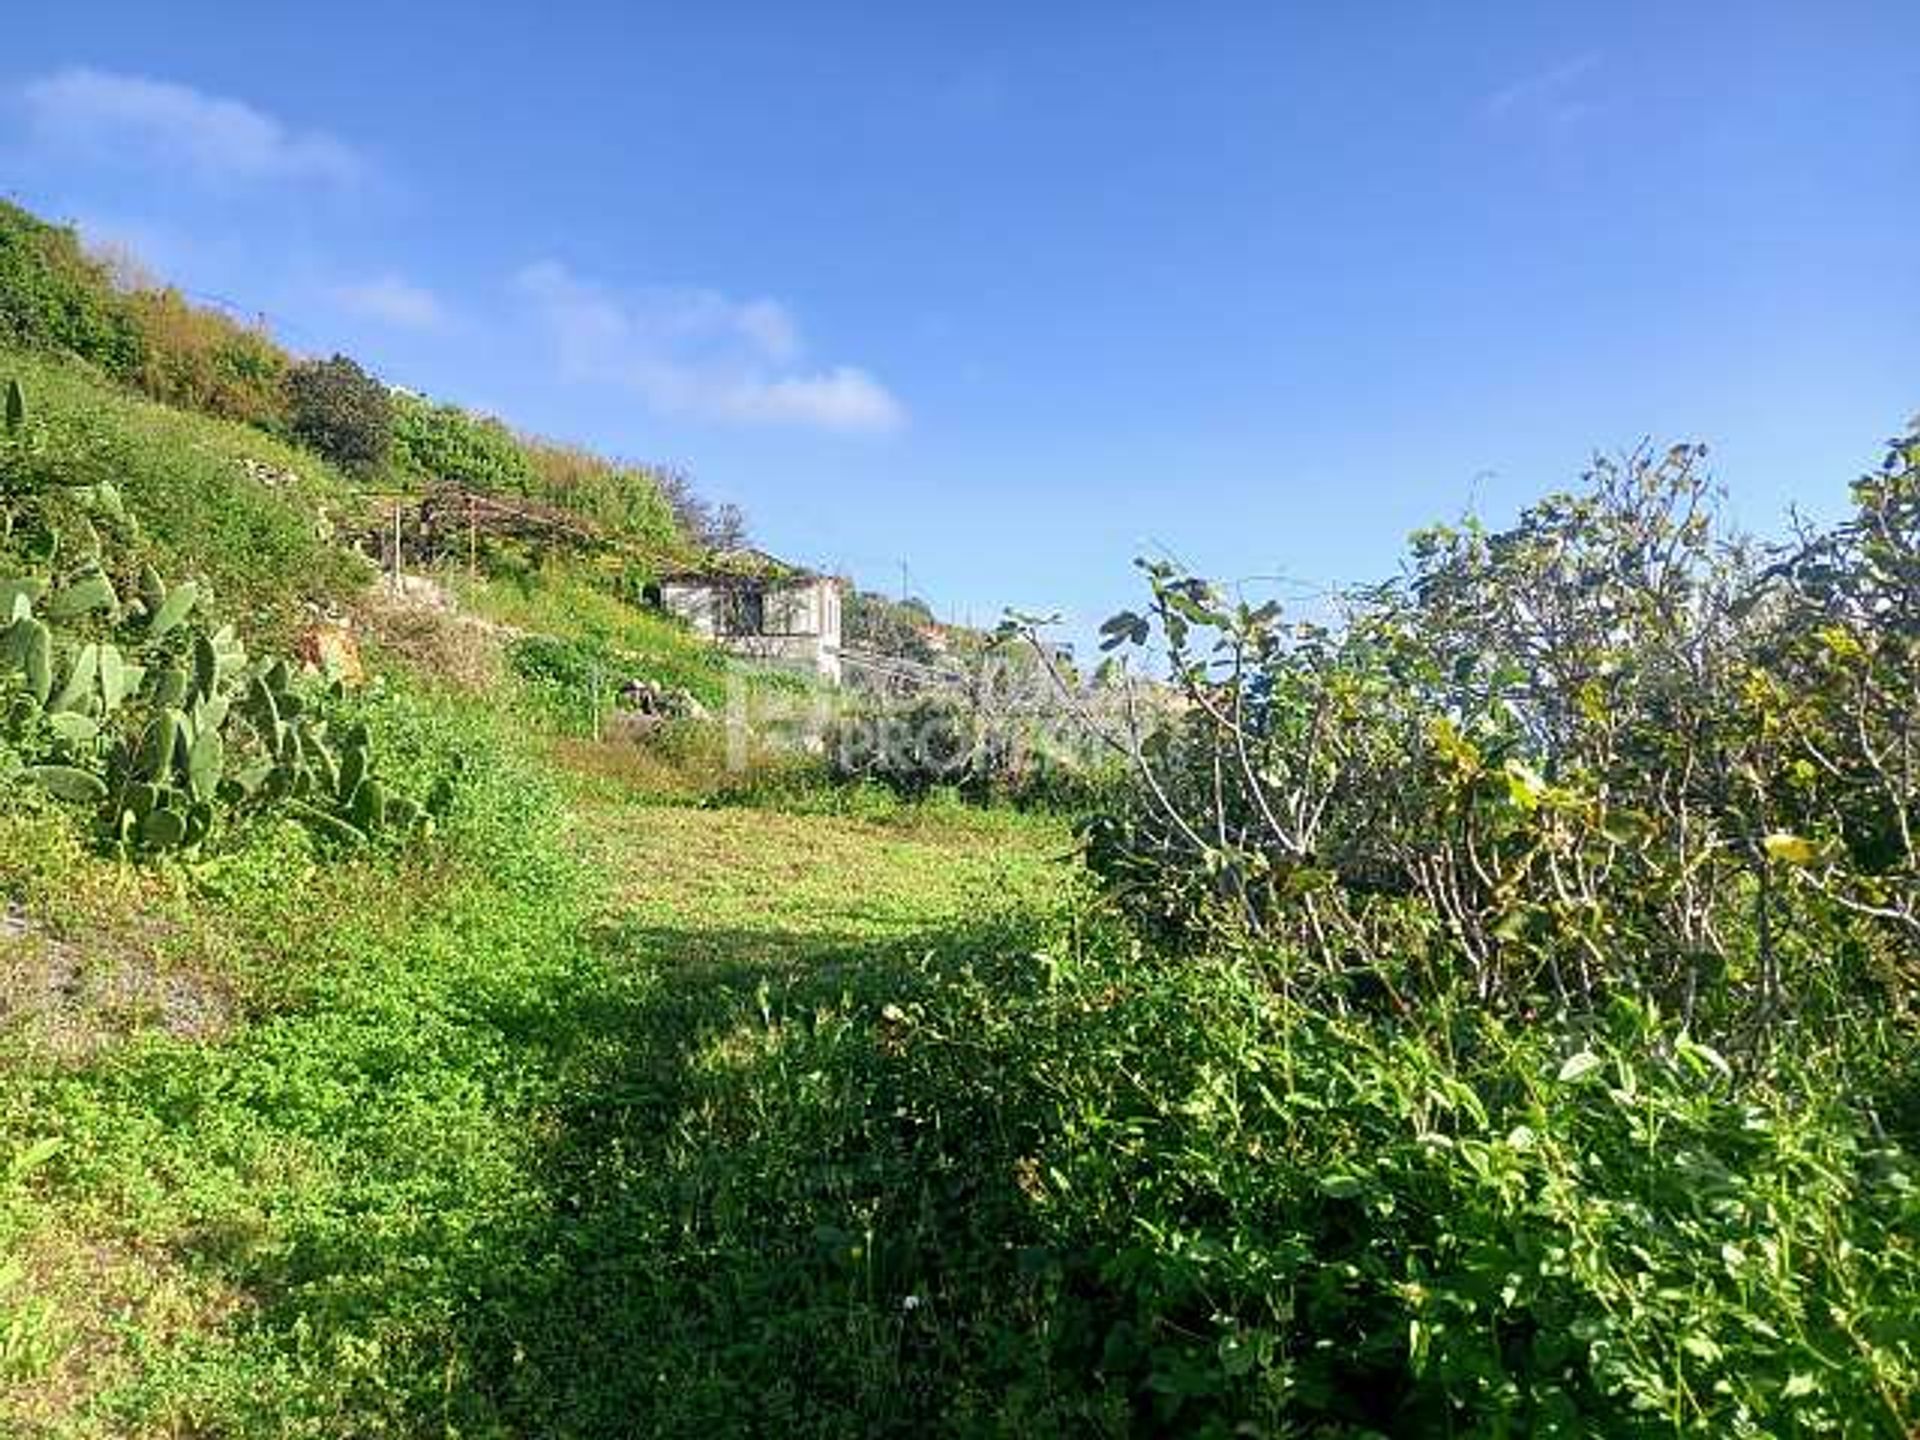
[
  {"x1": 3, "y1": 368, "x2": 429, "y2": 858},
  {"x1": 2, "y1": 558, "x2": 428, "y2": 857}
]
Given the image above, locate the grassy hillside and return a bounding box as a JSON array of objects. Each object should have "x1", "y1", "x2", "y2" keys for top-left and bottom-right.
[
  {"x1": 0, "y1": 199, "x2": 701, "y2": 561},
  {"x1": 455, "y1": 566, "x2": 746, "y2": 712},
  {"x1": 1, "y1": 345, "x2": 365, "y2": 641}
]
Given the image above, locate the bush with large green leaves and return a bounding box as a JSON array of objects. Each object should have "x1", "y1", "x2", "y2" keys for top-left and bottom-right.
[
  {"x1": 844, "y1": 587, "x2": 940, "y2": 663},
  {"x1": 1024, "y1": 432, "x2": 1920, "y2": 1049},
  {"x1": 969, "y1": 937, "x2": 1920, "y2": 1436}
]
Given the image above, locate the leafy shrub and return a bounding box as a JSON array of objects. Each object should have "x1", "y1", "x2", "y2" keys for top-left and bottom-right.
[
  {"x1": 843, "y1": 587, "x2": 939, "y2": 662},
  {"x1": 826, "y1": 673, "x2": 1113, "y2": 810},
  {"x1": 508, "y1": 632, "x2": 623, "y2": 736},
  {"x1": 0, "y1": 201, "x2": 144, "y2": 378},
  {"x1": 0, "y1": 202, "x2": 288, "y2": 429},
  {"x1": 123, "y1": 288, "x2": 289, "y2": 429},
  {"x1": 470, "y1": 567, "x2": 738, "y2": 709},
  {"x1": 389, "y1": 397, "x2": 691, "y2": 558},
  {"x1": 971, "y1": 938, "x2": 1920, "y2": 1435},
  {"x1": 391, "y1": 391, "x2": 538, "y2": 495},
  {"x1": 1031, "y1": 432, "x2": 1920, "y2": 1046},
  {"x1": 520, "y1": 436, "x2": 686, "y2": 551},
  {"x1": 828, "y1": 691, "x2": 981, "y2": 796},
  {"x1": 321, "y1": 674, "x2": 565, "y2": 883},
  {"x1": 286, "y1": 354, "x2": 392, "y2": 474}
]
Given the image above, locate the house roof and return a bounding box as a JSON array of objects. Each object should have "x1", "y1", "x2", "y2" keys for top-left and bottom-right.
[{"x1": 660, "y1": 546, "x2": 831, "y2": 585}]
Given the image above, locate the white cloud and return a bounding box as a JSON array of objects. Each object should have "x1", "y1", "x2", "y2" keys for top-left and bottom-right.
[
  {"x1": 17, "y1": 67, "x2": 365, "y2": 186},
  {"x1": 516, "y1": 260, "x2": 905, "y2": 434},
  {"x1": 732, "y1": 298, "x2": 800, "y2": 365},
  {"x1": 330, "y1": 274, "x2": 446, "y2": 330},
  {"x1": 714, "y1": 367, "x2": 903, "y2": 430},
  {"x1": 1482, "y1": 53, "x2": 1602, "y2": 125}
]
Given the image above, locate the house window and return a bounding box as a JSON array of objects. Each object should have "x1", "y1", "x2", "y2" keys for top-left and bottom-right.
[{"x1": 722, "y1": 584, "x2": 766, "y2": 636}]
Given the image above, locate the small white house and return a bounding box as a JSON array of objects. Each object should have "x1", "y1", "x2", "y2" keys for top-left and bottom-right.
[{"x1": 657, "y1": 549, "x2": 843, "y2": 684}]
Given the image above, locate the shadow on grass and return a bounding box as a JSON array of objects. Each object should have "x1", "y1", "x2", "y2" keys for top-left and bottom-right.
[{"x1": 434, "y1": 908, "x2": 1064, "y2": 1438}]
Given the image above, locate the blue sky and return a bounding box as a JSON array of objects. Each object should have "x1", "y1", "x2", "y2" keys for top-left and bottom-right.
[{"x1": 5, "y1": 2, "x2": 1917, "y2": 643}]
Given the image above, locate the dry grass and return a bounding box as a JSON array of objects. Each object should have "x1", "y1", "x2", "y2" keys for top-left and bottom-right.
[
  {"x1": 1, "y1": 1224, "x2": 246, "y2": 1439},
  {"x1": 549, "y1": 734, "x2": 716, "y2": 799},
  {"x1": 0, "y1": 820, "x2": 238, "y2": 1070},
  {"x1": 351, "y1": 585, "x2": 510, "y2": 694},
  {"x1": 0, "y1": 924, "x2": 233, "y2": 1068}
]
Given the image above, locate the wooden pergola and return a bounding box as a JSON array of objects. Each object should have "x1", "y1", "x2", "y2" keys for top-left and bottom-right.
[{"x1": 357, "y1": 483, "x2": 687, "y2": 589}]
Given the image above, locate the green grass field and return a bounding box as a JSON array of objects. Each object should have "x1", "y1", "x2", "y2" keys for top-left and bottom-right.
[{"x1": 0, "y1": 729, "x2": 1069, "y2": 1436}]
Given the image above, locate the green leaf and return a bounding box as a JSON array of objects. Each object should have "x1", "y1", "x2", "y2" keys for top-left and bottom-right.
[
  {"x1": 49, "y1": 643, "x2": 99, "y2": 713},
  {"x1": 1680, "y1": 1333, "x2": 1723, "y2": 1364},
  {"x1": 1318, "y1": 1173, "x2": 1365, "y2": 1199},
  {"x1": 0, "y1": 578, "x2": 46, "y2": 617},
  {"x1": 25, "y1": 765, "x2": 108, "y2": 804},
  {"x1": 139, "y1": 710, "x2": 182, "y2": 782},
  {"x1": 1762, "y1": 832, "x2": 1817, "y2": 866},
  {"x1": 138, "y1": 564, "x2": 166, "y2": 612},
  {"x1": 337, "y1": 745, "x2": 368, "y2": 804},
  {"x1": 45, "y1": 573, "x2": 116, "y2": 621},
  {"x1": 147, "y1": 581, "x2": 199, "y2": 641},
  {"x1": 193, "y1": 632, "x2": 218, "y2": 701},
  {"x1": 47, "y1": 712, "x2": 100, "y2": 744},
  {"x1": 21, "y1": 621, "x2": 52, "y2": 704},
  {"x1": 1676, "y1": 1036, "x2": 1731, "y2": 1080},
  {"x1": 151, "y1": 666, "x2": 190, "y2": 708},
  {"x1": 187, "y1": 727, "x2": 224, "y2": 803},
  {"x1": 97, "y1": 644, "x2": 128, "y2": 710},
  {"x1": 1097, "y1": 611, "x2": 1150, "y2": 651},
  {"x1": 140, "y1": 807, "x2": 189, "y2": 849},
  {"x1": 286, "y1": 801, "x2": 368, "y2": 848},
  {"x1": 1557, "y1": 1051, "x2": 1604, "y2": 1084},
  {"x1": 8, "y1": 1136, "x2": 60, "y2": 1183},
  {"x1": 1502, "y1": 758, "x2": 1546, "y2": 811},
  {"x1": 88, "y1": 482, "x2": 127, "y2": 522}
]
